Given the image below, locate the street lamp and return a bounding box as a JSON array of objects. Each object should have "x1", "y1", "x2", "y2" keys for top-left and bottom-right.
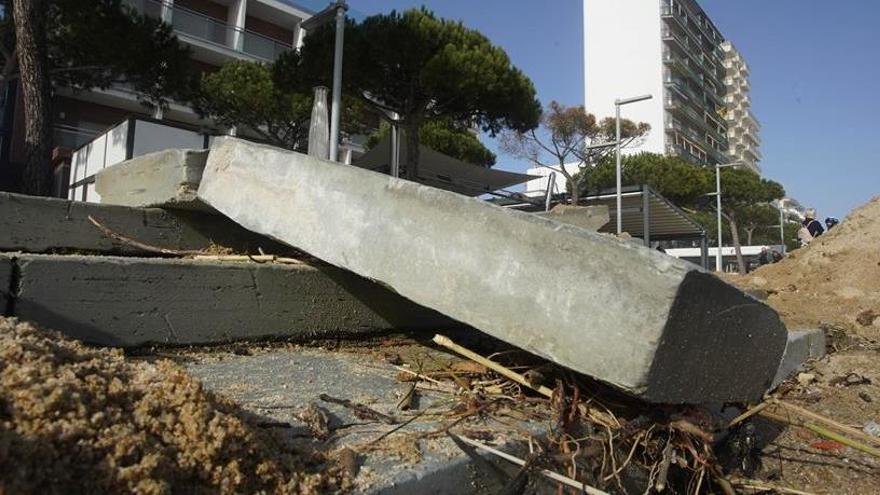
[
  {"x1": 301, "y1": 1, "x2": 348, "y2": 162},
  {"x1": 614, "y1": 94, "x2": 652, "y2": 234},
  {"x1": 712, "y1": 162, "x2": 741, "y2": 272}
]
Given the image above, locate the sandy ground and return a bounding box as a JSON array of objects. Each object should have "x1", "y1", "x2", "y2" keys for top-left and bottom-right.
[
  {"x1": 723, "y1": 196, "x2": 880, "y2": 494},
  {"x1": 0, "y1": 317, "x2": 346, "y2": 495}
]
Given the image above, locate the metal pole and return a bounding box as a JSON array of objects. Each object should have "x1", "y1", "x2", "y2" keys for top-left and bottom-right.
[
  {"x1": 715, "y1": 165, "x2": 723, "y2": 272},
  {"x1": 778, "y1": 204, "x2": 785, "y2": 252},
  {"x1": 615, "y1": 103, "x2": 622, "y2": 234},
  {"x1": 642, "y1": 185, "x2": 650, "y2": 247},
  {"x1": 390, "y1": 124, "x2": 399, "y2": 178},
  {"x1": 328, "y1": 2, "x2": 346, "y2": 162}
]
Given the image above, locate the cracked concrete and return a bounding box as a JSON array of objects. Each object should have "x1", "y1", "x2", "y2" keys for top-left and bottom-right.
[
  {"x1": 95, "y1": 149, "x2": 211, "y2": 211},
  {"x1": 8, "y1": 254, "x2": 459, "y2": 347}
]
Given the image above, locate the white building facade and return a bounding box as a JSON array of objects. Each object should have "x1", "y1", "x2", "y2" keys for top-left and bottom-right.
[
  {"x1": 582, "y1": 0, "x2": 759, "y2": 172},
  {"x1": 721, "y1": 41, "x2": 761, "y2": 173}
]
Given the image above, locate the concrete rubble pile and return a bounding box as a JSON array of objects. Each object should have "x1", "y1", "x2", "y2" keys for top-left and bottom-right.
[{"x1": 0, "y1": 139, "x2": 823, "y2": 405}]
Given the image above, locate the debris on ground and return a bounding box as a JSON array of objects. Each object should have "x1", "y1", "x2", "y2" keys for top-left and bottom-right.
[
  {"x1": 737, "y1": 195, "x2": 880, "y2": 339},
  {"x1": 0, "y1": 317, "x2": 346, "y2": 494}
]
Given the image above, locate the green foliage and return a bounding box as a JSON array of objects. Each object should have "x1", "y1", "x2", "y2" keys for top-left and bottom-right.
[
  {"x1": 577, "y1": 153, "x2": 712, "y2": 205},
  {"x1": 195, "y1": 60, "x2": 311, "y2": 151},
  {"x1": 367, "y1": 119, "x2": 496, "y2": 167},
  {"x1": 1, "y1": 0, "x2": 194, "y2": 106},
  {"x1": 283, "y1": 7, "x2": 540, "y2": 177},
  {"x1": 500, "y1": 101, "x2": 649, "y2": 203}
]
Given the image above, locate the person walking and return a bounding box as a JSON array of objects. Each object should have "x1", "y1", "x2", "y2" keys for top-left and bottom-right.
[{"x1": 803, "y1": 209, "x2": 824, "y2": 240}]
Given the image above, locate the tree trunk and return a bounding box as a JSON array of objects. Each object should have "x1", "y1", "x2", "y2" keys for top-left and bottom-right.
[
  {"x1": 13, "y1": 0, "x2": 53, "y2": 196},
  {"x1": 403, "y1": 122, "x2": 420, "y2": 181},
  {"x1": 727, "y1": 211, "x2": 747, "y2": 275},
  {"x1": 563, "y1": 170, "x2": 578, "y2": 205},
  {"x1": 746, "y1": 228, "x2": 754, "y2": 246}
]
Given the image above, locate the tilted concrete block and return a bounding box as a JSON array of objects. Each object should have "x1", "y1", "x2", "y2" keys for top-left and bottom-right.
[
  {"x1": 0, "y1": 192, "x2": 289, "y2": 255},
  {"x1": 95, "y1": 149, "x2": 210, "y2": 211},
  {"x1": 536, "y1": 204, "x2": 610, "y2": 231},
  {"x1": 12, "y1": 254, "x2": 456, "y2": 347},
  {"x1": 198, "y1": 137, "x2": 788, "y2": 403}
]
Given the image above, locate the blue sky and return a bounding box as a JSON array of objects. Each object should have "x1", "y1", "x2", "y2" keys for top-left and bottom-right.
[{"x1": 347, "y1": 0, "x2": 878, "y2": 218}]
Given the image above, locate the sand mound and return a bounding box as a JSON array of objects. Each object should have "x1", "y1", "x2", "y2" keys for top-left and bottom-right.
[
  {"x1": 0, "y1": 318, "x2": 344, "y2": 494},
  {"x1": 743, "y1": 196, "x2": 880, "y2": 337}
]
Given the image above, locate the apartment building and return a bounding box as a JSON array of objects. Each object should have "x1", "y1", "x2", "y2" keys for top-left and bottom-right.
[
  {"x1": 0, "y1": 0, "x2": 315, "y2": 191},
  {"x1": 584, "y1": 0, "x2": 733, "y2": 166},
  {"x1": 721, "y1": 41, "x2": 761, "y2": 173}
]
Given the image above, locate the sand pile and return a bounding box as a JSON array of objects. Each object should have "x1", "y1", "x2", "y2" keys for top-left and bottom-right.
[
  {"x1": 743, "y1": 196, "x2": 880, "y2": 337},
  {"x1": 0, "y1": 317, "x2": 344, "y2": 494}
]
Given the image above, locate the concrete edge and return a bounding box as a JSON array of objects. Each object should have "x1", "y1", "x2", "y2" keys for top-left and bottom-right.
[{"x1": 770, "y1": 329, "x2": 827, "y2": 389}]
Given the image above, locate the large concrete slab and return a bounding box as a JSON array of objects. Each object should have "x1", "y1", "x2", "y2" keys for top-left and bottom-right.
[
  {"x1": 0, "y1": 192, "x2": 288, "y2": 255},
  {"x1": 198, "y1": 137, "x2": 788, "y2": 404},
  {"x1": 11, "y1": 254, "x2": 456, "y2": 347},
  {"x1": 95, "y1": 149, "x2": 211, "y2": 211}
]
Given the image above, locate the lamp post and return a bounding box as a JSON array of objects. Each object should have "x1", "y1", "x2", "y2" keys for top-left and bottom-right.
[
  {"x1": 712, "y1": 162, "x2": 741, "y2": 272},
  {"x1": 614, "y1": 94, "x2": 652, "y2": 234},
  {"x1": 301, "y1": 1, "x2": 348, "y2": 162}
]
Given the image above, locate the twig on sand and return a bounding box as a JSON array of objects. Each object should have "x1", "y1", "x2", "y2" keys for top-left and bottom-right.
[
  {"x1": 731, "y1": 478, "x2": 819, "y2": 495},
  {"x1": 773, "y1": 400, "x2": 880, "y2": 448},
  {"x1": 449, "y1": 434, "x2": 610, "y2": 495},
  {"x1": 319, "y1": 394, "x2": 397, "y2": 425},
  {"x1": 760, "y1": 411, "x2": 880, "y2": 458}
]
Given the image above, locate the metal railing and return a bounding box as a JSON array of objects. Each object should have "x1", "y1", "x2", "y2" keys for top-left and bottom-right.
[
  {"x1": 242, "y1": 30, "x2": 293, "y2": 61},
  {"x1": 54, "y1": 124, "x2": 99, "y2": 149},
  {"x1": 133, "y1": 0, "x2": 293, "y2": 61}
]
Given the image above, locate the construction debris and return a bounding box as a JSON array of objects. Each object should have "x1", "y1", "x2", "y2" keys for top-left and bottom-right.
[{"x1": 197, "y1": 137, "x2": 788, "y2": 403}]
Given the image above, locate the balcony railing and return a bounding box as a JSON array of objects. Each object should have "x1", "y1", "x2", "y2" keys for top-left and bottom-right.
[
  {"x1": 243, "y1": 30, "x2": 293, "y2": 61},
  {"x1": 134, "y1": 0, "x2": 293, "y2": 61}
]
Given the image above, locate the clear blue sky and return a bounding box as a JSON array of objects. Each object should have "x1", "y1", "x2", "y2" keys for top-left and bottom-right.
[{"x1": 348, "y1": 0, "x2": 879, "y2": 218}]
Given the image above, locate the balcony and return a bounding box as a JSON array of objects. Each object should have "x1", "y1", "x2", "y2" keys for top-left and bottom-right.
[
  {"x1": 171, "y1": 4, "x2": 231, "y2": 46},
  {"x1": 243, "y1": 30, "x2": 293, "y2": 61},
  {"x1": 135, "y1": 0, "x2": 294, "y2": 62}
]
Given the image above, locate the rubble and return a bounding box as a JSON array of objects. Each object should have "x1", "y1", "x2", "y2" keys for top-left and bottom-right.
[
  {"x1": 95, "y1": 149, "x2": 210, "y2": 211},
  {"x1": 198, "y1": 137, "x2": 788, "y2": 404}
]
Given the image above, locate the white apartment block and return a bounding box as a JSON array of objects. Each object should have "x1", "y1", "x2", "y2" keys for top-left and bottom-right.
[
  {"x1": 583, "y1": 0, "x2": 760, "y2": 172},
  {"x1": 721, "y1": 41, "x2": 761, "y2": 173}
]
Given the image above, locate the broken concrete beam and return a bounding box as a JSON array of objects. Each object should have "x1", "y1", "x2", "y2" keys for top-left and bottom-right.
[
  {"x1": 0, "y1": 255, "x2": 11, "y2": 314},
  {"x1": 198, "y1": 137, "x2": 788, "y2": 404},
  {"x1": 771, "y1": 329, "x2": 827, "y2": 388},
  {"x1": 0, "y1": 192, "x2": 289, "y2": 255},
  {"x1": 537, "y1": 204, "x2": 610, "y2": 231},
  {"x1": 95, "y1": 149, "x2": 210, "y2": 211},
  {"x1": 10, "y1": 254, "x2": 456, "y2": 347}
]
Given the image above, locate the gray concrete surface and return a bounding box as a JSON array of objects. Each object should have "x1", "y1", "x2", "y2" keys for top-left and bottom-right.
[
  {"x1": 0, "y1": 192, "x2": 289, "y2": 255},
  {"x1": 771, "y1": 329, "x2": 827, "y2": 388},
  {"x1": 536, "y1": 204, "x2": 610, "y2": 231},
  {"x1": 11, "y1": 254, "x2": 456, "y2": 347},
  {"x1": 185, "y1": 347, "x2": 538, "y2": 494},
  {"x1": 0, "y1": 255, "x2": 11, "y2": 314},
  {"x1": 198, "y1": 137, "x2": 788, "y2": 404},
  {"x1": 95, "y1": 149, "x2": 210, "y2": 211}
]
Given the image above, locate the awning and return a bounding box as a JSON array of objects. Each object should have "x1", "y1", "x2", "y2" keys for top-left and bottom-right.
[
  {"x1": 582, "y1": 185, "x2": 706, "y2": 241},
  {"x1": 353, "y1": 136, "x2": 537, "y2": 197}
]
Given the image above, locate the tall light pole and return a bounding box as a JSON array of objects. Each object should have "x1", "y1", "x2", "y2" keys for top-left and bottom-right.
[
  {"x1": 301, "y1": 1, "x2": 348, "y2": 162},
  {"x1": 614, "y1": 94, "x2": 652, "y2": 234},
  {"x1": 713, "y1": 162, "x2": 740, "y2": 271}
]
